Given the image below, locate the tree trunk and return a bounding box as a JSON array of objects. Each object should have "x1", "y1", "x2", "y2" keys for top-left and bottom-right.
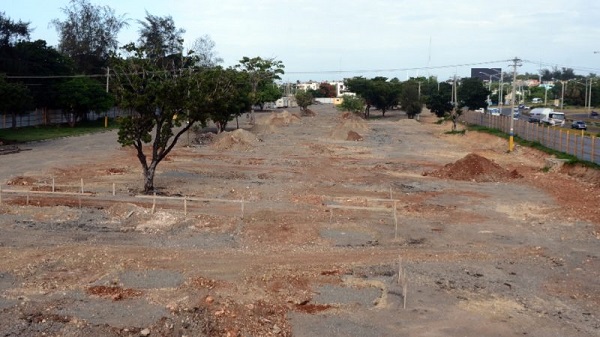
[
  {"x1": 11, "y1": 112, "x2": 17, "y2": 129},
  {"x1": 143, "y1": 163, "x2": 156, "y2": 194}
]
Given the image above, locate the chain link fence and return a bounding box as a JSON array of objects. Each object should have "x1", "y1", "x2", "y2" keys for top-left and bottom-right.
[
  {"x1": 0, "y1": 108, "x2": 128, "y2": 129},
  {"x1": 461, "y1": 111, "x2": 599, "y2": 165}
]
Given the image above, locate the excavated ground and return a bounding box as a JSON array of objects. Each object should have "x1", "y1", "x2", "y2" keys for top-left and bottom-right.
[{"x1": 0, "y1": 105, "x2": 599, "y2": 336}]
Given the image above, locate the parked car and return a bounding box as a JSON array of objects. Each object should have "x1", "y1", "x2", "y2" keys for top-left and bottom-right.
[
  {"x1": 591, "y1": 111, "x2": 599, "y2": 118},
  {"x1": 571, "y1": 120, "x2": 587, "y2": 130},
  {"x1": 488, "y1": 108, "x2": 501, "y2": 116}
]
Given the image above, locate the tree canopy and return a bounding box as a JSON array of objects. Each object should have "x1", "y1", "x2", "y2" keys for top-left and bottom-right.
[
  {"x1": 295, "y1": 90, "x2": 313, "y2": 112},
  {"x1": 237, "y1": 56, "x2": 284, "y2": 120},
  {"x1": 51, "y1": 0, "x2": 128, "y2": 74},
  {"x1": 56, "y1": 76, "x2": 113, "y2": 126},
  {"x1": 137, "y1": 12, "x2": 185, "y2": 60},
  {"x1": 457, "y1": 77, "x2": 489, "y2": 111}
]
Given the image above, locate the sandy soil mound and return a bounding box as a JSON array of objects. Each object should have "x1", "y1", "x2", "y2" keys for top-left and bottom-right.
[
  {"x1": 425, "y1": 153, "x2": 523, "y2": 182},
  {"x1": 211, "y1": 129, "x2": 261, "y2": 151},
  {"x1": 302, "y1": 108, "x2": 317, "y2": 117},
  {"x1": 263, "y1": 110, "x2": 301, "y2": 126},
  {"x1": 6, "y1": 176, "x2": 37, "y2": 186},
  {"x1": 346, "y1": 131, "x2": 363, "y2": 141},
  {"x1": 330, "y1": 114, "x2": 369, "y2": 141}
]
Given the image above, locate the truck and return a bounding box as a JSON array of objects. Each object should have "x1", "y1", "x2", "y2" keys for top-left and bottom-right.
[{"x1": 528, "y1": 108, "x2": 565, "y2": 127}]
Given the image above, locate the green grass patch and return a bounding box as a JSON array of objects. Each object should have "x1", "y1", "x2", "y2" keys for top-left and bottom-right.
[{"x1": 0, "y1": 118, "x2": 119, "y2": 144}]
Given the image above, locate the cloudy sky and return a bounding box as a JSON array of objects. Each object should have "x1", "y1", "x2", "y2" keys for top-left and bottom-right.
[{"x1": 5, "y1": 0, "x2": 600, "y2": 82}]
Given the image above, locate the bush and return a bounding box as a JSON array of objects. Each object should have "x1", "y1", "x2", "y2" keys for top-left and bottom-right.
[{"x1": 337, "y1": 95, "x2": 365, "y2": 115}]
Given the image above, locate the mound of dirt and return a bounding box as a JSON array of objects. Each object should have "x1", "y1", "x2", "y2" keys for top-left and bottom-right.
[
  {"x1": 6, "y1": 176, "x2": 37, "y2": 186},
  {"x1": 302, "y1": 108, "x2": 317, "y2": 117},
  {"x1": 425, "y1": 153, "x2": 523, "y2": 182},
  {"x1": 330, "y1": 115, "x2": 369, "y2": 141},
  {"x1": 263, "y1": 110, "x2": 301, "y2": 126},
  {"x1": 346, "y1": 131, "x2": 363, "y2": 141},
  {"x1": 211, "y1": 129, "x2": 261, "y2": 151}
]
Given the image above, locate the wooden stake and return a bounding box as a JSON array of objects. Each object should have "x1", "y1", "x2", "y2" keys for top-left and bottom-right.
[
  {"x1": 241, "y1": 197, "x2": 245, "y2": 219},
  {"x1": 151, "y1": 193, "x2": 156, "y2": 214},
  {"x1": 26, "y1": 193, "x2": 29, "y2": 206},
  {"x1": 393, "y1": 201, "x2": 398, "y2": 240},
  {"x1": 80, "y1": 178, "x2": 84, "y2": 194},
  {"x1": 52, "y1": 177, "x2": 55, "y2": 193},
  {"x1": 112, "y1": 183, "x2": 116, "y2": 196},
  {"x1": 184, "y1": 196, "x2": 187, "y2": 216}
]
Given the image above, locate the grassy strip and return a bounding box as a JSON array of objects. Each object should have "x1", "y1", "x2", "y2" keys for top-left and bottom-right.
[
  {"x1": 0, "y1": 118, "x2": 119, "y2": 143},
  {"x1": 466, "y1": 125, "x2": 600, "y2": 169}
]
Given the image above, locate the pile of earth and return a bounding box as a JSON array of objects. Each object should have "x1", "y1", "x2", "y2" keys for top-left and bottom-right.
[
  {"x1": 330, "y1": 113, "x2": 369, "y2": 141},
  {"x1": 424, "y1": 153, "x2": 523, "y2": 182},
  {"x1": 263, "y1": 110, "x2": 301, "y2": 126},
  {"x1": 210, "y1": 129, "x2": 262, "y2": 151},
  {"x1": 250, "y1": 110, "x2": 302, "y2": 134}
]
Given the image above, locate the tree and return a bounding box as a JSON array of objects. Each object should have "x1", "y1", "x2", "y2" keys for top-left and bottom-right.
[
  {"x1": 189, "y1": 35, "x2": 223, "y2": 67},
  {"x1": 0, "y1": 12, "x2": 31, "y2": 47},
  {"x1": 111, "y1": 44, "x2": 237, "y2": 193},
  {"x1": 318, "y1": 82, "x2": 337, "y2": 98},
  {"x1": 0, "y1": 76, "x2": 33, "y2": 128},
  {"x1": 56, "y1": 77, "x2": 113, "y2": 126},
  {"x1": 6, "y1": 40, "x2": 75, "y2": 119},
  {"x1": 344, "y1": 76, "x2": 400, "y2": 118},
  {"x1": 137, "y1": 12, "x2": 185, "y2": 61},
  {"x1": 51, "y1": 0, "x2": 128, "y2": 74},
  {"x1": 457, "y1": 77, "x2": 489, "y2": 111},
  {"x1": 426, "y1": 92, "x2": 453, "y2": 118},
  {"x1": 237, "y1": 56, "x2": 284, "y2": 122},
  {"x1": 295, "y1": 90, "x2": 313, "y2": 113},
  {"x1": 344, "y1": 77, "x2": 373, "y2": 118},
  {"x1": 399, "y1": 82, "x2": 422, "y2": 119},
  {"x1": 255, "y1": 82, "x2": 282, "y2": 111},
  {"x1": 337, "y1": 95, "x2": 365, "y2": 115},
  {"x1": 207, "y1": 68, "x2": 252, "y2": 133}
]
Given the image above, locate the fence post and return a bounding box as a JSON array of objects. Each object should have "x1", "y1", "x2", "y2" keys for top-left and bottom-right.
[
  {"x1": 592, "y1": 136, "x2": 596, "y2": 163},
  {"x1": 566, "y1": 131, "x2": 570, "y2": 155}
]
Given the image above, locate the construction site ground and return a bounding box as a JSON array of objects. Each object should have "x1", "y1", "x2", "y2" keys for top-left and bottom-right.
[{"x1": 0, "y1": 104, "x2": 599, "y2": 336}]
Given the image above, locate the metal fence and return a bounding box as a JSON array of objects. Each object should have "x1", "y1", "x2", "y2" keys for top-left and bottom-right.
[
  {"x1": 461, "y1": 111, "x2": 599, "y2": 165},
  {"x1": 0, "y1": 108, "x2": 127, "y2": 129}
]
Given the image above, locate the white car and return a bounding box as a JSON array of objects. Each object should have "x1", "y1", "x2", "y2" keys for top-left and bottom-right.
[{"x1": 489, "y1": 108, "x2": 501, "y2": 116}]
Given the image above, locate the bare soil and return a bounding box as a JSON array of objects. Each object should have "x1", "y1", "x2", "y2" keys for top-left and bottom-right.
[{"x1": 0, "y1": 105, "x2": 599, "y2": 336}]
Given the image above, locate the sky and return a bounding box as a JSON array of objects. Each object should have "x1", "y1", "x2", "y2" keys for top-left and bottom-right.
[{"x1": 4, "y1": 0, "x2": 600, "y2": 83}]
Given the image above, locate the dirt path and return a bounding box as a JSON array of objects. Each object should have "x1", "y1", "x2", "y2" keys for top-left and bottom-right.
[{"x1": 0, "y1": 105, "x2": 598, "y2": 336}]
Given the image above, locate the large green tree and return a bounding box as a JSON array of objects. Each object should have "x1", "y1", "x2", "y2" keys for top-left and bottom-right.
[
  {"x1": 52, "y1": 0, "x2": 128, "y2": 74},
  {"x1": 457, "y1": 77, "x2": 489, "y2": 111},
  {"x1": 207, "y1": 68, "x2": 252, "y2": 133},
  {"x1": 56, "y1": 76, "x2": 113, "y2": 126},
  {"x1": 399, "y1": 81, "x2": 422, "y2": 119},
  {"x1": 0, "y1": 12, "x2": 30, "y2": 47},
  {"x1": 137, "y1": 12, "x2": 185, "y2": 61},
  {"x1": 237, "y1": 56, "x2": 284, "y2": 122},
  {"x1": 0, "y1": 76, "x2": 33, "y2": 128},
  {"x1": 111, "y1": 42, "x2": 236, "y2": 193},
  {"x1": 344, "y1": 76, "x2": 401, "y2": 118},
  {"x1": 295, "y1": 90, "x2": 313, "y2": 113}
]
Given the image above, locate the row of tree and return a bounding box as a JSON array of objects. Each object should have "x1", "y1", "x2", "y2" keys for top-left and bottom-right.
[{"x1": 308, "y1": 76, "x2": 489, "y2": 120}]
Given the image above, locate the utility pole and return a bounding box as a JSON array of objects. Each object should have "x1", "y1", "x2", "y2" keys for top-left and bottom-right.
[{"x1": 509, "y1": 57, "x2": 522, "y2": 152}]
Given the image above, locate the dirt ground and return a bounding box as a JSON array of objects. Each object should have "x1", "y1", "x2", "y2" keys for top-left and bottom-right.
[{"x1": 0, "y1": 105, "x2": 599, "y2": 337}]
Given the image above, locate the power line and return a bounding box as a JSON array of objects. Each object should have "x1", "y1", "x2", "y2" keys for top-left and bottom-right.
[{"x1": 285, "y1": 59, "x2": 513, "y2": 75}]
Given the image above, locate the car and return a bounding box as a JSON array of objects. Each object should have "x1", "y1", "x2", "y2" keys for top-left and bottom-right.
[
  {"x1": 475, "y1": 108, "x2": 485, "y2": 113},
  {"x1": 571, "y1": 120, "x2": 587, "y2": 130},
  {"x1": 591, "y1": 111, "x2": 599, "y2": 118},
  {"x1": 488, "y1": 108, "x2": 501, "y2": 116}
]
